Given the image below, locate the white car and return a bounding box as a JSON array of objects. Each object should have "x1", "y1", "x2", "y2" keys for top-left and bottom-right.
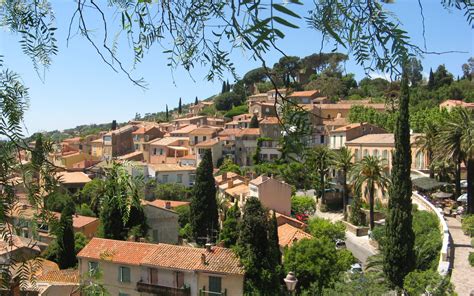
[{"x1": 349, "y1": 263, "x2": 363, "y2": 274}]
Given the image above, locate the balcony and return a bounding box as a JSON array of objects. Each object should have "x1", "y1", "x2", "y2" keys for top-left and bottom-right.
[
  {"x1": 136, "y1": 281, "x2": 190, "y2": 296},
  {"x1": 199, "y1": 289, "x2": 227, "y2": 296}
]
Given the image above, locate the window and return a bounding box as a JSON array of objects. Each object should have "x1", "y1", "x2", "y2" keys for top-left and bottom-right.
[
  {"x1": 150, "y1": 268, "x2": 159, "y2": 285},
  {"x1": 354, "y1": 149, "x2": 359, "y2": 161},
  {"x1": 194, "y1": 136, "x2": 198, "y2": 144},
  {"x1": 177, "y1": 174, "x2": 183, "y2": 183},
  {"x1": 118, "y1": 266, "x2": 131, "y2": 283},
  {"x1": 320, "y1": 135, "x2": 325, "y2": 144},
  {"x1": 203, "y1": 136, "x2": 207, "y2": 141},
  {"x1": 189, "y1": 174, "x2": 196, "y2": 185},
  {"x1": 133, "y1": 135, "x2": 139, "y2": 141},
  {"x1": 265, "y1": 107, "x2": 270, "y2": 113},
  {"x1": 176, "y1": 271, "x2": 184, "y2": 288},
  {"x1": 162, "y1": 175, "x2": 168, "y2": 183},
  {"x1": 363, "y1": 149, "x2": 368, "y2": 157},
  {"x1": 373, "y1": 149, "x2": 379, "y2": 158},
  {"x1": 153, "y1": 148, "x2": 157, "y2": 155},
  {"x1": 208, "y1": 276, "x2": 222, "y2": 293},
  {"x1": 135, "y1": 144, "x2": 139, "y2": 150},
  {"x1": 416, "y1": 151, "x2": 425, "y2": 169},
  {"x1": 382, "y1": 150, "x2": 388, "y2": 160},
  {"x1": 339, "y1": 135, "x2": 343, "y2": 147},
  {"x1": 160, "y1": 149, "x2": 164, "y2": 155},
  {"x1": 88, "y1": 261, "x2": 99, "y2": 274}
]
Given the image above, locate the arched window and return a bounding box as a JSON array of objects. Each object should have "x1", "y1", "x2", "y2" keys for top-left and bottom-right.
[
  {"x1": 354, "y1": 149, "x2": 360, "y2": 161},
  {"x1": 373, "y1": 149, "x2": 380, "y2": 158},
  {"x1": 363, "y1": 149, "x2": 368, "y2": 157},
  {"x1": 382, "y1": 150, "x2": 388, "y2": 160},
  {"x1": 416, "y1": 151, "x2": 425, "y2": 169}
]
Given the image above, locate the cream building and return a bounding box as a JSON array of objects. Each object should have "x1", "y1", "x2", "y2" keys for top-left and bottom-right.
[{"x1": 77, "y1": 238, "x2": 244, "y2": 296}]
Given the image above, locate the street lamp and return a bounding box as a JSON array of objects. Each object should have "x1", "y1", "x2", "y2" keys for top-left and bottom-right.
[{"x1": 284, "y1": 271, "x2": 298, "y2": 295}]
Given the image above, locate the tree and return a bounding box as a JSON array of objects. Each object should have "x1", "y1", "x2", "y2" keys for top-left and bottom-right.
[
  {"x1": 333, "y1": 147, "x2": 353, "y2": 217},
  {"x1": 221, "y1": 81, "x2": 226, "y2": 93},
  {"x1": 404, "y1": 270, "x2": 455, "y2": 295},
  {"x1": 217, "y1": 158, "x2": 242, "y2": 175},
  {"x1": 78, "y1": 178, "x2": 105, "y2": 215},
  {"x1": 284, "y1": 237, "x2": 353, "y2": 293},
  {"x1": 384, "y1": 68, "x2": 416, "y2": 288},
  {"x1": 433, "y1": 64, "x2": 454, "y2": 89},
  {"x1": 57, "y1": 199, "x2": 77, "y2": 269},
  {"x1": 190, "y1": 149, "x2": 219, "y2": 243},
  {"x1": 214, "y1": 92, "x2": 243, "y2": 111},
  {"x1": 194, "y1": 96, "x2": 198, "y2": 105},
  {"x1": 219, "y1": 203, "x2": 240, "y2": 248},
  {"x1": 273, "y1": 56, "x2": 301, "y2": 84},
  {"x1": 308, "y1": 218, "x2": 345, "y2": 241},
  {"x1": 406, "y1": 57, "x2": 423, "y2": 87},
  {"x1": 268, "y1": 212, "x2": 281, "y2": 266},
  {"x1": 349, "y1": 192, "x2": 366, "y2": 226},
  {"x1": 427, "y1": 68, "x2": 435, "y2": 90},
  {"x1": 352, "y1": 156, "x2": 389, "y2": 230},
  {"x1": 165, "y1": 104, "x2": 169, "y2": 121},
  {"x1": 249, "y1": 114, "x2": 259, "y2": 128},
  {"x1": 111, "y1": 120, "x2": 117, "y2": 130},
  {"x1": 237, "y1": 197, "x2": 281, "y2": 294},
  {"x1": 307, "y1": 146, "x2": 334, "y2": 204},
  {"x1": 178, "y1": 97, "x2": 182, "y2": 114},
  {"x1": 415, "y1": 122, "x2": 438, "y2": 178},
  {"x1": 153, "y1": 183, "x2": 191, "y2": 201},
  {"x1": 291, "y1": 195, "x2": 316, "y2": 215}
]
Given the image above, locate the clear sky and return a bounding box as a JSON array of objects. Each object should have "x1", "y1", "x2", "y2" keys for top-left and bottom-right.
[{"x1": 1, "y1": 1, "x2": 472, "y2": 135}]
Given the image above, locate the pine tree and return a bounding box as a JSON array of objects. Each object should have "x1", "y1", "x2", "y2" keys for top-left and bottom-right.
[
  {"x1": 195, "y1": 96, "x2": 199, "y2": 105},
  {"x1": 57, "y1": 199, "x2": 77, "y2": 269},
  {"x1": 219, "y1": 203, "x2": 240, "y2": 248},
  {"x1": 237, "y1": 197, "x2": 281, "y2": 294},
  {"x1": 190, "y1": 149, "x2": 219, "y2": 243},
  {"x1": 111, "y1": 120, "x2": 117, "y2": 130},
  {"x1": 383, "y1": 66, "x2": 416, "y2": 288},
  {"x1": 178, "y1": 97, "x2": 182, "y2": 114},
  {"x1": 249, "y1": 114, "x2": 259, "y2": 128},
  {"x1": 165, "y1": 104, "x2": 169, "y2": 121},
  {"x1": 427, "y1": 68, "x2": 435, "y2": 90}
]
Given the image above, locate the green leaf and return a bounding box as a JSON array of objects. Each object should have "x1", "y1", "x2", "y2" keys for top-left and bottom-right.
[
  {"x1": 272, "y1": 4, "x2": 301, "y2": 18},
  {"x1": 273, "y1": 16, "x2": 299, "y2": 29}
]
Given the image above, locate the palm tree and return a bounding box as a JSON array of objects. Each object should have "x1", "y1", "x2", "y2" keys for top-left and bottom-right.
[
  {"x1": 333, "y1": 147, "x2": 353, "y2": 217},
  {"x1": 415, "y1": 121, "x2": 438, "y2": 178},
  {"x1": 437, "y1": 108, "x2": 465, "y2": 200},
  {"x1": 352, "y1": 156, "x2": 389, "y2": 230},
  {"x1": 307, "y1": 146, "x2": 334, "y2": 205}
]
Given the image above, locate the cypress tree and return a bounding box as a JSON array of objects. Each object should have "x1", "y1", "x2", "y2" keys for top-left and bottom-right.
[
  {"x1": 219, "y1": 203, "x2": 240, "y2": 248},
  {"x1": 165, "y1": 104, "x2": 169, "y2": 121},
  {"x1": 221, "y1": 81, "x2": 226, "y2": 94},
  {"x1": 57, "y1": 199, "x2": 77, "y2": 269},
  {"x1": 111, "y1": 120, "x2": 117, "y2": 130},
  {"x1": 226, "y1": 79, "x2": 231, "y2": 92},
  {"x1": 249, "y1": 114, "x2": 259, "y2": 128},
  {"x1": 178, "y1": 97, "x2": 182, "y2": 114},
  {"x1": 190, "y1": 149, "x2": 219, "y2": 243},
  {"x1": 195, "y1": 96, "x2": 199, "y2": 105},
  {"x1": 427, "y1": 68, "x2": 435, "y2": 90},
  {"x1": 237, "y1": 197, "x2": 281, "y2": 294},
  {"x1": 268, "y1": 211, "x2": 281, "y2": 266},
  {"x1": 383, "y1": 67, "x2": 416, "y2": 288}
]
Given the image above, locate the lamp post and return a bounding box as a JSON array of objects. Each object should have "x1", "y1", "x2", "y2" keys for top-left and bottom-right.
[{"x1": 284, "y1": 271, "x2": 298, "y2": 295}]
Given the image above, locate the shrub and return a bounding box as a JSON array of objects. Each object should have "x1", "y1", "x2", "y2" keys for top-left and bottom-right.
[
  {"x1": 214, "y1": 92, "x2": 243, "y2": 111},
  {"x1": 462, "y1": 215, "x2": 474, "y2": 237},
  {"x1": 308, "y1": 218, "x2": 345, "y2": 241},
  {"x1": 291, "y1": 196, "x2": 316, "y2": 215},
  {"x1": 469, "y1": 252, "x2": 474, "y2": 267},
  {"x1": 224, "y1": 105, "x2": 248, "y2": 118},
  {"x1": 175, "y1": 205, "x2": 190, "y2": 228},
  {"x1": 413, "y1": 211, "x2": 442, "y2": 270},
  {"x1": 153, "y1": 183, "x2": 191, "y2": 201},
  {"x1": 349, "y1": 195, "x2": 366, "y2": 226},
  {"x1": 404, "y1": 270, "x2": 454, "y2": 296}
]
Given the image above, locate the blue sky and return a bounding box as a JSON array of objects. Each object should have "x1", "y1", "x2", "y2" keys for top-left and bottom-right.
[{"x1": 0, "y1": 1, "x2": 472, "y2": 135}]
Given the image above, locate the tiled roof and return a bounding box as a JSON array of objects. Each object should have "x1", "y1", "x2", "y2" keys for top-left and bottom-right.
[
  {"x1": 117, "y1": 151, "x2": 143, "y2": 160},
  {"x1": 52, "y1": 212, "x2": 99, "y2": 229},
  {"x1": 323, "y1": 118, "x2": 348, "y2": 128},
  {"x1": 214, "y1": 172, "x2": 239, "y2": 184},
  {"x1": 0, "y1": 235, "x2": 41, "y2": 256},
  {"x1": 278, "y1": 223, "x2": 312, "y2": 248},
  {"x1": 318, "y1": 103, "x2": 385, "y2": 110},
  {"x1": 274, "y1": 212, "x2": 307, "y2": 229},
  {"x1": 345, "y1": 133, "x2": 422, "y2": 145},
  {"x1": 219, "y1": 129, "x2": 243, "y2": 136},
  {"x1": 148, "y1": 163, "x2": 196, "y2": 172},
  {"x1": 105, "y1": 125, "x2": 135, "y2": 136},
  {"x1": 172, "y1": 116, "x2": 206, "y2": 122},
  {"x1": 236, "y1": 128, "x2": 260, "y2": 136},
  {"x1": 249, "y1": 175, "x2": 270, "y2": 186},
  {"x1": 38, "y1": 269, "x2": 80, "y2": 284},
  {"x1": 224, "y1": 183, "x2": 249, "y2": 197},
  {"x1": 195, "y1": 138, "x2": 220, "y2": 148},
  {"x1": 78, "y1": 238, "x2": 244, "y2": 275},
  {"x1": 332, "y1": 123, "x2": 367, "y2": 132},
  {"x1": 144, "y1": 199, "x2": 190, "y2": 209},
  {"x1": 149, "y1": 137, "x2": 188, "y2": 146},
  {"x1": 260, "y1": 117, "x2": 279, "y2": 124},
  {"x1": 439, "y1": 99, "x2": 474, "y2": 108},
  {"x1": 56, "y1": 172, "x2": 91, "y2": 184},
  {"x1": 170, "y1": 124, "x2": 198, "y2": 135},
  {"x1": 63, "y1": 137, "x2": 82, "y2": 143},
  {"x1": 288, "y1": 90, "x2": 319, "y2": 97},
  {"x1": 189, "y1": 126, "x2": 220, "y2": 136},
  {"x1": 143, "y1": 244, "x2": 244, "y2": 275},
  {"x1": 91, "y1": 138, "x2": 103, "y2": 144}
]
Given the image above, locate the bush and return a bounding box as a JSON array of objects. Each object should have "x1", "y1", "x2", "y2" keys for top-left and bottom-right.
[
  {"x1": 404, "y1": 270, "x2": 454, "y2": 296},
  {"x1": 153, "y1": 183, "x2": 191, "y2": 201},
  {"x1": 371, "y1": 225, "x2": 386, "y2": 247},
  {"x1": 224, "y1": 105, "x2": 248, "y2": 118},
  {"x1": 349, "y1": 195, "x2": 366, "y2": 226},
  {"x1": 76, "y1": 203, "x2": 96, "y2": 217},
  {"x1": 462, "y1": 215, "x2": 474, "y2": 237},
  {"x1": 308, "y1": 218, "x2": 345, "y2": 241},
  {"x1": 214, "y1": 92, "x2": 243, "y2": 111},
  {"x1": 469, "y1": 252, "x2": 474, "y2": 267},
  {"x1": 413, "y1": 211, "x2": 442, "y2": 270},
  {"x1": 175, "y1": 205, "x2": 190, "y2": 228},
  {"x1": 291, "y1": 196, "x2": 316, "y2": 215},
  {"x1": 179, "y1": 223, "x2": 192, "y2": 240}
]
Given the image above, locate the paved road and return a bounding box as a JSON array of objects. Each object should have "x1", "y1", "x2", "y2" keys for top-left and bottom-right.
[{"x1": 345, "y1": 231, "x2": 377, "y2": 265}]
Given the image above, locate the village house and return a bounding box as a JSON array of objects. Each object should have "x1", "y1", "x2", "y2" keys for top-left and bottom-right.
[
  {"x1": 132, "y1": 125, "x2": 164, "y2": 161},
  {"x1": 234, "y1": 128, "x2": 260, "y2": 166},
  {"x1": 102, "y1": 125, "x2": 137, "y2": 160},
  {"x1": 195, "y1": 138, "x2": 224, "y2": 167},
  {"x1": 249, "y1": 102, "x2": 278, "y2": 118},
  {"x1": 77, "y1": 238, "x2": 244, "y2": 296},
  {"x1": 316, "y1": 100, "x2": 386, "y2": 120},
  {"x1": 217, "y1": 129, "x2": 242, "y2": 161},
  {"x1": 148, "y1": 163, "x2": 196, "y2": 187},
  {"x1": 141, "y1": 200, "x2": 180, "y2": 244},
  {"x1": 51, "y1": 150, "x2": 98, "y2": 170},
  {"x1": 328, "y1": 123, "x2": 387, "y2": 150},
  {"x1": 170, "y1": 124, "x2": 198, "y2": 137},
  {"x1": 277, "y1": 223, "x2": 313, "y2": 251},
  {"x1": 171, "y1": 116, "x2": 208, "y2": 129},
  {"x1": 287, "y1": 90, "x2": 320, "y2": 104},
  {"x1": 206, "y1": 117, "x2": 225, "y2": 127},
  {"x1": 189, "y1": 126, "x2": 221, "y2": 146},
  {"x1": 91, "y1": 138, "x2": 104, "y2": 158},
  {"x1": 188, "y1": 101, "x2": 214, "y2": 115},
  {"x1": 56, "y1": 171, "x2": 92, "y2": 193},
  {"x1": 149, "y1": 137, "x2": 190, "y2": 164},
  {"x1": 258, "y1": 117, "x2": 282, "y2": 161}
]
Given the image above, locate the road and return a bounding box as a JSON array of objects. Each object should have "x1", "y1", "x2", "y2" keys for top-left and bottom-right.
[{"x1": 345, "y1": 231, "x2": 377, "y2": 265}]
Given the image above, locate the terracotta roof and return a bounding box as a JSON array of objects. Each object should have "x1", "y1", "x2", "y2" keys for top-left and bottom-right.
[
  {"x1": 250, "y1": 175, "x2": 270, "y2": 186},
  {"x1": 170, "y1": 124, "x2": 198, "y2": 135},
  {"x1": 224, "y1": 183, "x2": 249, "y2": 197},
  {"x1": 288, "y1": 90, "x2": 319, "y2": 97},
  {"x1": 236, "y1": 128, "x2": 260, "y2": 136},
  {"x1": 345, "y1": 133, "x2": 421, "y2": 146},
  {"x1": 248, "y1": 93, "x2": 268, "y2": 100},
  {"x1": 172, "y1": 116, "x2": 206, "y2": 122},
  {"x1": 260, "y1": 117, "x2": 279, "y2": 125},
  {"x1": 149, "y1": 137, "x2": 188, "y2": 146},
  {"x1": 278, "y1": 223, "x2": 312, "y2": 248},
  {"x1": 274, "y1": 212, "x2": 307, "y2": 229},
  {"x1": 332, "y1": 123, "x2": 368, "y2": 132},
  {"x1": 149, "y1": 163, "x2": 196, "y2": 172},
  {"x1": 195, "y1": 138, "x2": 220, "y2": 148},
  {"x1": 78, "y1": 238, "x2": 244, "y2": 275},
  {"x1": 105, "y1": 125, "x2": 135, "y2": 136},
  {"x1": 63, "y1": 137, "x2": 82, "y2": 143},
  {"x1": 52, "y1": 212, "x2": 99, "y2": 229},
  {"x1": 180, "y1": 154, "x2": 197, "y2": 160},
  {"x1": 219, "y1": 129, "x2": 243, "y2": 136},
  {"x1": 56, "y1": 172, "x2": 91, "y2": 184},
  {"x1": 144, "y1": 199, "x2": 190, "y2": 209},
  {"x1": 214, "y1": 172, "x2": 239, "y2": 184},
  {"x1": 117, "y1": 151, "x2": 143, "y2": 160},
  {"x1": 225, "y1": 121, "x2": 239, "y2": 125},
  {"x1": 91, "y1": 138, "x2": 103, "y2": 144},
  {"x1": 189, "y1": 126, "x2": 220, "y2": 136},
  {"x1": 38, "y1": 269, "x2": 80, "y2": 284},
  {"x1": 0, "y1": 235, "x2": 41, "y2": 256},
  {"x1": 78, "y1": 238, "x2": 158, "y2": 265},
  {"x1": 318, "y1": 103, "x2": 385, "y2": 110}
]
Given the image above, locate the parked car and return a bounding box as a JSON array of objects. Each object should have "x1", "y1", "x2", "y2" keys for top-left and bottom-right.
[
  {"x1": 335, "y1": 239, "x2": 346, "y2": 250},
  {"x1": 349, "y1": 263, "x2": 363, "y2": 274}
]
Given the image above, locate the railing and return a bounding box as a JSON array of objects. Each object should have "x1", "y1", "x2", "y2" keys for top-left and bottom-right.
[
  {"x1": 136, "y1": 281, "x2": 191, "y2": 296},
  {"x1": 199, "y1": 289, "x2": 227, "y2": 296},
  {"x1": 412, "y1": 191, "x2": 451, "y2": 276}
]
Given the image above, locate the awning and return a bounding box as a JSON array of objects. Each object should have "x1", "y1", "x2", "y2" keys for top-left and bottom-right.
[
  {"x1": 168, "y1": 146, "x2": 189, "y2": 151},
  {"x1": 412, "y1": 177, "x2": 448, "y2": 191},
  {"x1": 431, "y1": 191, "x2": 453, "y2": 199},
  {"x1": 457, "y1": 193, "x2": 467, "y2": 203}
]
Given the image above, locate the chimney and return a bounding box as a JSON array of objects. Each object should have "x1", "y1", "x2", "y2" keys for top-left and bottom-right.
[
  {"x1": 165, "y1": 201, "x2": 171, "y2": 209},
  {"x1": 201, "y1": 253, "x2": 207, "y2": 265},
  {"x1": 222, "y1": 172, "x2": 228, "y2": 182},
  {"x1": 205, "y1": 243, "x2": 213, "y2": 252},
  {"x1": 244, "y1": 177, "x2": 249, "y2": 185},
  {"x1": 227, "y1": 179, "x2": 234, "y2": 189}
]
